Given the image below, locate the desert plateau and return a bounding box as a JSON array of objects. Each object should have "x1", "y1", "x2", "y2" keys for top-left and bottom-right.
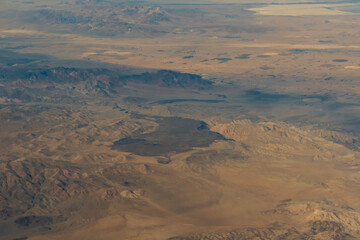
[{"x1": 1, "y1": 0, "x2": 360, "y2": 239}]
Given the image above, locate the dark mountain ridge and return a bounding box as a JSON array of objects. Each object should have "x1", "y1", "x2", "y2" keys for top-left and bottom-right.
[{"x1": 0, "y1": 66, "x2": 213, "y2": 102}]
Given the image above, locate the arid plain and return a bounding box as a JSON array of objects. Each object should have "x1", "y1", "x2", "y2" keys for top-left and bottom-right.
[{"x1": 1, "y1": 0, "x2": 360, "y2": 239}]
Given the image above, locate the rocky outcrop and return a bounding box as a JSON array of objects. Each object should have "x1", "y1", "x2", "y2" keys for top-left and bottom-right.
[{"x1": 120, "y1": 70, "x2": 213, "y2": 89}]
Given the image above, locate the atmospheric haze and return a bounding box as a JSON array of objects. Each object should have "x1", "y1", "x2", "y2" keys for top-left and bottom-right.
[{"x1": 1, "y1": 0, "x2": 360, "y2": 239}]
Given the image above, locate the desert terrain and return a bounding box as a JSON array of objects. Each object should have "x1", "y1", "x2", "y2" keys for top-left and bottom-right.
[{"x1": 1, "y1": 0, "x2": 360, "y2": 239}]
